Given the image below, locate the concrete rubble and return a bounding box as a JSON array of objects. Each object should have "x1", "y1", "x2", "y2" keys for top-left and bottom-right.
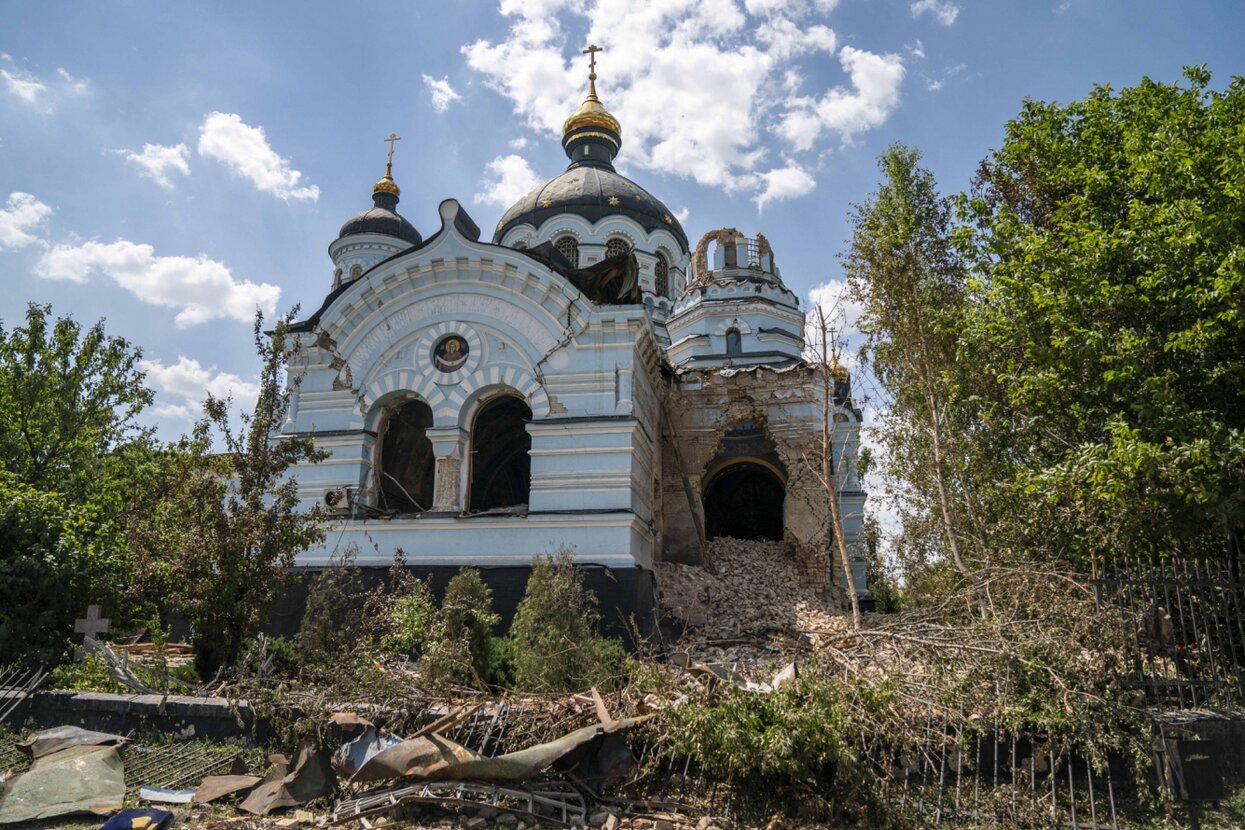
[{"x1": 656, "y1": 537, "x2": 849, "y2": 640}]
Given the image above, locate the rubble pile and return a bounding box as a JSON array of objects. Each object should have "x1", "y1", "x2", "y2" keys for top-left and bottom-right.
[{"x1": 655, "y1": 538, "x2": 849, "y2": 641}]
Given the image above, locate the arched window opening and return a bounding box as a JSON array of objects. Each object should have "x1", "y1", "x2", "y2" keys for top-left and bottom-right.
[
  {"x1": 469, "y1": 395, "x2": 533, "y2": 512},
  {"x1": 605, "y1": 237, "x2": 631, "y2": 259},
  {"x1": 725, "y1": 327, "x2": 743, "y2": 356},
  {"x1": 703, "y1": 462, "x2": 785, "y2": 541},
  {"x1": 654, "y1": 251, "x2": 670, "y2": 298},
  {"x1": 377, "y1": 399, "x2": 435, "y2": 513},
  {"x1": 351, "y1": 264, "x2": 363, "y2": 280},
  {"x1": 554, "y1": 235, "x2": 580, "y2": 267}
]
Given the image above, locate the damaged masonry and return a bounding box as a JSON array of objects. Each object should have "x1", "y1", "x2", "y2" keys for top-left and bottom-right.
[{"x1": 273, "y1": 53, "x2": 869, "y2": 628}]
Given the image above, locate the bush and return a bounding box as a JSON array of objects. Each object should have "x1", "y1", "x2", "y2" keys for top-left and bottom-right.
[
  {"x1": 0, "y1": 474, "x2": 99, "y2": 666},
  {"x1": 296, "y1": 551, "x2": 368, "y2": 663},
  {"x1": 509, "y1": 549, "x2": 625, "y2": 691},
  {"x1": 420, "y1": 569, "x2": 501, "y2": 690},
  {"x1": 660, "y1": 668, "x2": 853, "y2": 781},
  {"x1": 379, "y1": 577, "x2": 438, "y2": 658}
]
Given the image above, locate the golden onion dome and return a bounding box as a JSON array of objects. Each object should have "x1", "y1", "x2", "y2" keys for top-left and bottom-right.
[
  {"x1": 562, "y1": 78, "x2": 622, "y2": 138},
  {"x1": 373, "y1": 169, "x2": 400, "y2": 198}
]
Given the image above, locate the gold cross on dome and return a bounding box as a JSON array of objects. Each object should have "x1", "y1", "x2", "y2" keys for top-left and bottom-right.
[
  {"x1": 583, "y1": 44, "x2": 603, "y2": 78},
  {"x1": 384, "y1": 132, "x2": 401, "y2": 173}
]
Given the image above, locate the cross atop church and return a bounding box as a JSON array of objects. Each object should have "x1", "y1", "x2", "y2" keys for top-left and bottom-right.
[
  {"x1": 583, "y1": 44, "x2": 602, "y2": 80},
  {"x1": 384, "y1": 132, "x2": 400, "y2": 174}
]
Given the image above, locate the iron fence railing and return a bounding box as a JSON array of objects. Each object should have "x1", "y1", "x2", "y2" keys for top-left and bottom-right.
[{"x1": 1094, "y1": 553, "x2": 1245, "y2": 711}]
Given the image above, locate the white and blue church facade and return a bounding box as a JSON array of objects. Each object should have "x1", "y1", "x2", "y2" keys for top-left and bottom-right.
[{"x1": 280, "y1": 65, "x2": 869, "y2": 627}]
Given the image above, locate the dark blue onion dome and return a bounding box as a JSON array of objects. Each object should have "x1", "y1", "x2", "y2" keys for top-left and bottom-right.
[
  {"x1": 338, "y1": 165, "x2": 422, "y2": 246},
  {"x1": 492, "y1": 65, "x2": 689, "y2": 253}
]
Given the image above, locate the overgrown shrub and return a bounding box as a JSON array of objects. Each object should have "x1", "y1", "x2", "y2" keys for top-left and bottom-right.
[
  {"x1": 660, "y1": 666, "x2": 855, "y2": 781},
  {"x1": 509, "y1": 549, "x2": 626, "y2": 691},
  {"x1": 296, "y1": 551, "x2": 368, "y2": 663},
  {"x1": 378, "y1": 577, "x2": 437, "y2": 658},
  {"x1": 365, "y1": 563, "x2": 503, "y2": 691},
  {"x1": 419, "y1": 568, "x2": 501, "y2": 690},
  {"x1": 0, "y1": 474, "x2": 98, "y2": 666}
]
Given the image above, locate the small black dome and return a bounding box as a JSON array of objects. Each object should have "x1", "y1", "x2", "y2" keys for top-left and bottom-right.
[
  {"x1": 493, "y1": 166, "x2": 687, "y2": 252},
  {"x1": 339, "y1": 191, "x2": 422, "y2": 246}
]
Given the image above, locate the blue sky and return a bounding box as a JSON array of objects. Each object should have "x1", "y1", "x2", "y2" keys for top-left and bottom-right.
[{"x1": 1, "y1": 0, "x2": 1243, "y2": 434}]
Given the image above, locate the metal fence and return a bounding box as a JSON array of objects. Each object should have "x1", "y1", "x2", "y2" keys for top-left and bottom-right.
[{"x1": 1094, "y1": 553, "x2": 1245, "y2": 711}]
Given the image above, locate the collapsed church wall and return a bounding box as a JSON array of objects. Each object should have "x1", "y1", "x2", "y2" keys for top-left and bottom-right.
[{"x1": 657, "y1": 363, "x2": 867, "y2": 597}]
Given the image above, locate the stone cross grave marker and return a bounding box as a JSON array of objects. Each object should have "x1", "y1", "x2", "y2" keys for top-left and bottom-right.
[{"x1": 73, "y1": 604, "x2": 110, "y2": 661}]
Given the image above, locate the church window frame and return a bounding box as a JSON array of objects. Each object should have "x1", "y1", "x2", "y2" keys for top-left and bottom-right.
[
  {"x1": 468, "y1": 392, "x2": 533, "y2": 513},
  {"x1": 351, "y1": 264, "x2": 363, "y2": 280},
  {"x1": 654, "y1": 250, "x2": 670, "y2": 298},
  {"x1": 725, "y1": 327, "x2": 743, "y2": 356},
  {"x1": 554, "y1": 235, "x2": 580, "y2": 267},
  {"x1": 604, "y1": 236, "x2": 631, "y2": 259},
  {"x1": 374, "y1": 396, "x2": 436, "y2": 514}
]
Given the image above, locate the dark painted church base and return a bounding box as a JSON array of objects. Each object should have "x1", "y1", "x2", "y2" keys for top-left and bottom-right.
[{"x1": 263, "y1": 563, "x2": 656, "y2": 645}]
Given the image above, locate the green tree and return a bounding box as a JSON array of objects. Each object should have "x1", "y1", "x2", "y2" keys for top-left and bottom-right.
[
  {"x1": 844, "y1": 145, "x2": 983, "y2": 577},
  {"x1": 130, "y1": 313, "x2": 327, "y2": 678},
  {"x1": 296, "y1": 549, "x2": 368, "y2": 663},
  {"x1": 509, "y1": 549, "x2": 624, "y2": 692},
  {"x1": 0, "y1": 473, "x2": 98, "y2": 665},
  {"x1": 0, "y1": 303, "x2": 164, "y2": 653},
  {"x1": 958, "y1": 67, "x2": 1245, "y2": 563},
  {"x1": 0, "y1": 303, "x2": 152, "y2": 500}
]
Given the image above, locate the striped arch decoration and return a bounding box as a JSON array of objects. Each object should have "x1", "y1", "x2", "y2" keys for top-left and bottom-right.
[
  {"x1": 435, "y1": 364, "x2": 550, "y2": 428},
  {"x1": 360, "y1": 369, "x2": 447, "y2": 417}
]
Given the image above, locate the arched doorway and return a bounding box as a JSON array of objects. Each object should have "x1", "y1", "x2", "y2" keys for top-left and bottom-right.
[
  {"x1": 703, "y1": 462, "x2": 785, "y2": 541},
  {"x1": 469, "y1": 395, "x2": 533, "y2": 512},
  {"x1": 377, "y1": 399, "x2": 435, "y2": 513}
]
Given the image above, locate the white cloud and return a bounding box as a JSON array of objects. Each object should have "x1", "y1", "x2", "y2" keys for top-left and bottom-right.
[
  {"x1": 674, "y1": 206, "x2": 691, "y2": 223},
  {"x1": 124, "y1": 143, "x2": 191, "y2": 189},
  {"x1": 55, "y1": 67, "x2": 89, "y2": 95},
  {"x1": 0, "y1": 57, "x2": 88, "y2": 112},
  {"x1": 924, "y1": 62, "x2": 967, "y2": 92},
  {"x1": 197, "y1": 112, "x2": 319, "y2": 201},
  {"x1": 508, "y1": 136, "x2": 530, "y2": 150},
  {"x1": 907, "y1": 39, "x2": 926, "y2": 60},
  {"x1": 422, "y1": 74, "x2": 463, "y2": 112},
  {"x1": 756, "y1": 19, "x2": 837, "y2": 60},
  {"x1": 475, "y1": 154, "x2": 542, "y2": 207},
  {"x1": 463, "y1": 0, "x2": 902, "y2": 211},
  {"x1": 910, "y1": 0, "x2": 960, "y2": 26},
  {"x1": 142, "y1": 356, "x2": 260, "y2": 421},
  {"x1": 755, "y1": 162, "x2": 816, "y2": 211},
  {"x1": 1, "y1": 69, "x2": 46, "y2": 105},
  {"x1": 777, "y1": 46, "x2": 905, "y2": 151},
  {"x1": 34, "y1": 239, "x2": 280, "y2": 326},
  {"x1": 0, "y1": 192, "x2": 52, "y2": 249}
]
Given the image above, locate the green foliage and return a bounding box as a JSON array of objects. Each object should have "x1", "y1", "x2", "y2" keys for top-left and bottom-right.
[
  {"x1": 852, "y1": 70, "x2": 1245, "y2": 574},
  {"x1": 0, "y1": 303, "x2": 153, "y2": 499},
  {"x1": 379, "y1": 577, "x2": 438, "y2": 657},
  {"x1": 484, "y1": 636, "x2": 517, "y2": 688},
  {"x1": 0, "y1": 473, "x2": 98, "y2": 665},
  {"x1": 296, "y1": 551, "x2": 368, "y2": 663},
  {"x1": 45, "y1": 652, "x2": 199, "y2": 694},
  {"x1": 370, "y1": 566, "x2": 503, "y2": 691},
  {"x1": 509, "y1": 550, "x2": 626, "y2": 692},
  {"x1": 423, "y1": 568, "x2": 501, "y2": 689},
  {"x1": 953, "y1": 67, "x2": 1245, "y2": 564},
  {"x1": 660, "y1": 667, "x2": 853, "y2": 781},
  {"x1": 126, "y1": 313, "x2": 327, "y2": 679},
  {"x1": 845, "y1": 144, "x2": 981, "y2": 577}
]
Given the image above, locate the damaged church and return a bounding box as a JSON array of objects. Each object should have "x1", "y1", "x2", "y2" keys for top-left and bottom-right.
[{"x1": 280, "y1": 54, "x2": 869, "y2": 627}]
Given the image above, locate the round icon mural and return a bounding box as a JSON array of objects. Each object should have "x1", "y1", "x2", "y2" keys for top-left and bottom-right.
[{"x1": 432, "y1": 334, "x2": 469, "y2": 373}]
